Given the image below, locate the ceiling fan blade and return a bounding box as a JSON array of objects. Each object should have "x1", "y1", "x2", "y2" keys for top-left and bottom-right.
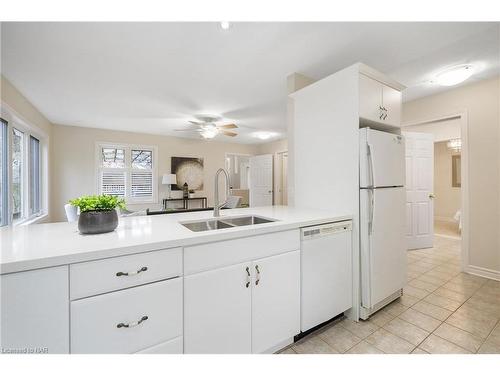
[
  {"x1": 221, "y1": 130, "x2": 238, "y2": 137},
  {"x1": 174, "y1": 128, "x2": 202, "y2": 132},
  {"x1": 188, "y1": 121, "x2": 204, "y2": 126},
  {"x1": 218, "y1": 123, "x2": 238, "y2": 129}
]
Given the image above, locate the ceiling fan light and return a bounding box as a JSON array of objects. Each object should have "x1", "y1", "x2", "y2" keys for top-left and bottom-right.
[
  {"x1": 220, "y1": 21, "x2": 230, "y2": 30},
  {"x1": 435, "y1": 65, "x2": 474, "y2": 86},
  {"x1": 201, "y1": 128, "x2": 218, "y2": 139}
]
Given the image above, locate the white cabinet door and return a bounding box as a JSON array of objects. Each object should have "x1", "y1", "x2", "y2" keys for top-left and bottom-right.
[
  {"x1": 359, "y1": 74, "x2": 383, "y2": 123},
  {"x1": 184, "y1": 262, "x2": 252, "y2": 353},
  {"x1": 403, "y1": 131, "x2": 434, "y2": 249},
  {"x1": 249, "y1": 154, "x2": 273, "y2": 206},
  {"x1": 0, "y1": 266, "x2": 69, "y2": 354},
  {"x1": 251, "y1": 251, "x2": 300, "y2": 353},
  {"x1": 382, "y1": 85, "x2": 402, "y2": 127}
]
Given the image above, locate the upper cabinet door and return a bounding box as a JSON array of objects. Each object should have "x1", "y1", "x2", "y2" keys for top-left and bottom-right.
[
  {"x1": 251, "y1": 251, "x2": 300, "y2": 353},
  {"x1": 184, "y1": 262, "x2": 252, "y2": 354},
  {"x1": 382, "y1": 85, "x2": 402, "y2": 127},
  {"x1": 359, "y1": 74, "x2": 383, "y2": 123}
]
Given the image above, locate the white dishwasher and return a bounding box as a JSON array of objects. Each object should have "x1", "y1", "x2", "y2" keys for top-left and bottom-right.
[{"x1": 300, "y1": 220, "x2": 353, "y2": 332}]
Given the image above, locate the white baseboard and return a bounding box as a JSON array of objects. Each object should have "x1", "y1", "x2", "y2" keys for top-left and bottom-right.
[
  {"x1": 465, "y1": 265, "x2": 500, "y2": 281},
  {"x1": 435, "y1": 216, "x2": 457, "y2": 223}
]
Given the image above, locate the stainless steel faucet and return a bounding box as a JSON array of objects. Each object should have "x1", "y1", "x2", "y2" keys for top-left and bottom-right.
[{"x1": 214, "y1": 168, "x2": 230, "y2": 217}]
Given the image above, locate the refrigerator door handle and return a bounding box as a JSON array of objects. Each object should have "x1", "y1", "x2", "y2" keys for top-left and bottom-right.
[
  {"x1": 368, "y1": 188, "x2": 375, "y2": 235},
  {"x1": 367, "y1": 142, "x2": 375, "y2": 188}
]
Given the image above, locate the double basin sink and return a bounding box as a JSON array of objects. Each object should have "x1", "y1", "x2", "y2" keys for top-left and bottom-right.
[{"x1": 181, "y1": 215, "x2": 276, "y2": 232}]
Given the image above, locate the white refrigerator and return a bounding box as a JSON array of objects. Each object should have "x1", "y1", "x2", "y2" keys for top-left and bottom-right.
[{"x1": 359, "y1": 128, "x2": 407, "y2": 319}]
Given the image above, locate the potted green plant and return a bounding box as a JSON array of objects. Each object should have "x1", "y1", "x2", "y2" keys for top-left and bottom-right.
[{"x1": 69, "y1": 195, "x2": 125, "y2": 234}]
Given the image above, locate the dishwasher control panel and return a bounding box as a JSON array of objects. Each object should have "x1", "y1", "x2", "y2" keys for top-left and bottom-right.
[{"x1": 301, "y1": 220, "x2": 352, "y2": 239}]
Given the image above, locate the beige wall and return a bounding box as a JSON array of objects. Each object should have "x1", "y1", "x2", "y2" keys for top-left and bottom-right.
[
  {"x1": 403, "y1": 76, "x2": 500, "y2": 274},
  {"x1": 50, "y1": 124, "x2": 260, "y2": 222},
  {"x1": 0, "y1": 76, "x2": 53, "y2": 136},
  {"x1": 257, "y1": 138, "x2": 288, "y2": 155},
  {"x1": 434, "y1": 141, "x2": 461, "y2": 220}
]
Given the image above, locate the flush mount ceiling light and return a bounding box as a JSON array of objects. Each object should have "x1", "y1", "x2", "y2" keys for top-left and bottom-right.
[
  {"x1": 220, "y1": 21, "x2": 230, "y2": 30},
  {"x1": 254, "y1": 132, "x2": 276, "y2": 140},
  {"x1": 435, "y1": 65, "x2": 474, "y2": 86}
]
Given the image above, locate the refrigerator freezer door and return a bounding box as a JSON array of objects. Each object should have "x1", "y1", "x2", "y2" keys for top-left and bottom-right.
[
  {"x1": 360, "y1": 187, "x2": 407, "y2": 309},
  {"x1": 360, "y1": 128, "x2": 406, "y2": 188}
]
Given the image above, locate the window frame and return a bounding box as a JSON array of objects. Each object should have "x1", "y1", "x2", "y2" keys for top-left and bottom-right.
[
  {"x1": 0, "y1": 118, "x2": 8, "y2": 227},
  {"x1": 95, "y1": 142, "x2": 158, "y2": 204},
  {"x1": 1, "y1": 103, "x2": 48, "y2": 226}
]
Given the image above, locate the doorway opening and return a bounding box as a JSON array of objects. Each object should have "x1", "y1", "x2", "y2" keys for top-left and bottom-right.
[
  {"x1": 225, "y1": 153, "x2": 251, "y2": 207},
  {"x1": 275, "y1": 151, "x2": 288, "y2": 205},
  {"x1": 403, "y1": 113, "x2": 468, "y2": 269}
]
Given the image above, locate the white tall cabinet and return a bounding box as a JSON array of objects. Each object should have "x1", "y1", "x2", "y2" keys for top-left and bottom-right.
[{"x1": 290, "y1": 63, "x2": 405, "y2": 320}]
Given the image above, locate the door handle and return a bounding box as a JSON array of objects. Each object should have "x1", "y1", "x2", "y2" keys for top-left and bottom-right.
[
  {"x1": 367, "y1": 143, "x2": 375, "y2": 188},
  {"x1": 245, "y1": 267, "x2": 250, "y2": 288},
  {"x1": 368, "y1": 189, "x2": 375, "y2": 235},
  {"x1": 429, "y1": 193, "x2": 435, "y2": 199},
  {"x1": 255, "y1": 265, "x2": 261, "y2": 286}
]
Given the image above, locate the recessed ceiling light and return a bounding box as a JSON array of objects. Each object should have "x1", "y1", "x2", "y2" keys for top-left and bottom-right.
[
  {"x1": 220, "y1": 21, "x2": 230, "y2": 30},
  {"x1": 254, "y1": 132, "x2": 275, "y2": 140},
  {"x1": 435, "y1": 65, "x2": 474, "y2": 86}
]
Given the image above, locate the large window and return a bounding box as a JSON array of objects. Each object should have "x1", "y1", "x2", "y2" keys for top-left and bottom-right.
[
  {"x1": 98, "y1": 144, "x2": 156, "y2": 204},
  {"x1": 12, "y1": 128, "x2": 24, "y2": 221},
  {"x1": 0, "y1": 119, "x2": 8, "y2": 226},
  {"x1": 29, "y1": 136, "x2": 41, "y2": 215},
  {"x1": 0, "y1": 114, "x2": 45, "y2": 226}
]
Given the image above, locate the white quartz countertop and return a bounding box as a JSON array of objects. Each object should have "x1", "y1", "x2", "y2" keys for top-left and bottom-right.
[{"x1": 0, "y1": 206, "x2": 352, "y2": 274}]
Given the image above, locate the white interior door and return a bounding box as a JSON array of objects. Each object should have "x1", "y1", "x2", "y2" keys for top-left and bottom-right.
[
  {"x1": 282, "y1": 152, "x2": 288, "y2": 205},
  {"x1": 403, "y1": 131, "x2": 434, "y2": 250},
  {"x1": 250, "y1": 154, "x2": 273, "y2": 207}
]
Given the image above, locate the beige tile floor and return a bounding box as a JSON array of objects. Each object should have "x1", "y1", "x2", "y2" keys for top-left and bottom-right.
[{"x1": 279, "y1": 235, "x2": 500, "y2": 354}]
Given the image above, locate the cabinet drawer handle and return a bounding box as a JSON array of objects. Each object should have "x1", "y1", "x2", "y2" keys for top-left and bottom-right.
[
  {"x1": 116, "y1": 266, "x2": 148, "y2": 277},
  {"x1": 255, "y1": 265, "x2": 261, "y2": 286},
  {"x1": 245, "y1": 267, "x2": 250, "y2": 288},
  {"x1": 117, "y1": 315, "x2": 148, "y2": 328}
]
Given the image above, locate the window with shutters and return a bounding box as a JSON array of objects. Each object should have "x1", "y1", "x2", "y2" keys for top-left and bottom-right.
[{"x1": 97, "y1": 143, "x2": 157, "y2": 204}]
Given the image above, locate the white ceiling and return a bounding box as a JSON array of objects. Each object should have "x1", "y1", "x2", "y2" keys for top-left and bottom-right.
[{"x1": 1, "y1": 22, "x2": 499, "y2": 143}]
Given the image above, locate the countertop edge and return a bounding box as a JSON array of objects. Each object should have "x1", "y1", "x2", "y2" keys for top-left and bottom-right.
[{"x1": 1, "y1": 214, "x2": 353, "y2": 275}]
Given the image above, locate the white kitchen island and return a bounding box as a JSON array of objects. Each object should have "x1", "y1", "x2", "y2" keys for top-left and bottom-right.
[{"x1": 0, "y1": 206, "x2": 352, "y2": 354}]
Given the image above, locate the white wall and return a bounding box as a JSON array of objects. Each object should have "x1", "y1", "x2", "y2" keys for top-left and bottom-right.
[
  {"x1": 50, "y1": 124, "x2": 260, "y2": 222},
  {"x1": 434, "y1": 141, "x2": 461, "y2": 221},
  {"x1": 403, "y1": 76, "x2": 500, "y2": 276}
]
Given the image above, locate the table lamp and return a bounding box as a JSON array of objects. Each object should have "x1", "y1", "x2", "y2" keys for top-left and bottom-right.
[{"x1": 162, "y1": 174, "x2": 177, "y2": 199}]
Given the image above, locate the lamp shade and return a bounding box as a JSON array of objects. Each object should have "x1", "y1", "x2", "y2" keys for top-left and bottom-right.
[{"x1": 162, "y1": 174, "x2": 177, "y2": 185}]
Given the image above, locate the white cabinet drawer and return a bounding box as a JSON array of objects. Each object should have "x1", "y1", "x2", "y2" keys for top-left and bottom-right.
[
  {"x1": 70, "y1": 247, "x2": 182, "y2": 300},
  {"x1": 135, "y1": 336, "x2": 183, "y2": 354},
  {"x1": 184, "y1": 230, "x2": 300, "y2": 275},
  {"x1": 71, "y1": 278, "x2": 182, "y2": 353}
]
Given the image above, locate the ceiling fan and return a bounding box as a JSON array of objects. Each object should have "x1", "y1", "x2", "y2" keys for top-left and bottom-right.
[{"x1": 175, "y1": 115, "x2": 238, "y2": 139}]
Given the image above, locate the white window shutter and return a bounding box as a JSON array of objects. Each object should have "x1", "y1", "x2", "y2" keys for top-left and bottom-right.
[
  {"x1": 131, "y1": 170, "x2": 153, "y2": 199},
  {"x1": 101, "y1": 170, "x2": 126, "y2": 197}
]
